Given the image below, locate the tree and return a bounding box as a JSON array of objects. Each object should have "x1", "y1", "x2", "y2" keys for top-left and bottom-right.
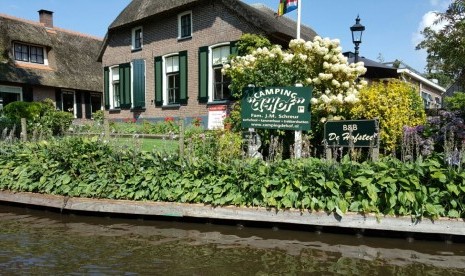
[
  {"x1": 416, "y1": 0, "x2": 465, "y2": 86},
  {"x1": 235, "y1": 33, "x2": 272, "y2": 56},
  {"x1": 444, "y1": 92, "x2": 465, "y2": 120}
]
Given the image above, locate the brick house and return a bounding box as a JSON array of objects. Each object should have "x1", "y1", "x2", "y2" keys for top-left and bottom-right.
[
  {"x1": 98, "y1": 0, "x2": 317, "y2": 127},
  {"x1": 384, "y1": 61, "x2": 445, "y2": 109},
  {"x1": 0, "y1": 10, "x2": 103, "y2": 119}
]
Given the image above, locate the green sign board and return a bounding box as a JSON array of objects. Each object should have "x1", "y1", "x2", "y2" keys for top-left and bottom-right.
[
  {"x1": 241, "y1": 87, "x2": 312, "y2": 131},
  {"x1": 324, "y1": 119, "x2": 379, "y2": 147}
]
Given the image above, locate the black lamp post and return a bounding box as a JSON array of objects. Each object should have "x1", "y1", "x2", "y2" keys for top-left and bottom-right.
[{"x1": 350, "y1": 15, "x2": 365, "y2": 64}]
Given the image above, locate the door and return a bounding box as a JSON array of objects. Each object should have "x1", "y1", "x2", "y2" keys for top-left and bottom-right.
[{"x1": 62, "y1": 90, "x2": 76, "y2": 117}]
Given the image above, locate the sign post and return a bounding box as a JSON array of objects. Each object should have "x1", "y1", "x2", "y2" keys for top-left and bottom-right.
[
  {"x1": 241, "y1": 86, "x2": 312, "y2": 159},
  {"x1": 324, "y1": 119, "x2": 379, "y2": 161},
  {"x1": 241, "y1": 87, "x2": 312, "y2": 131},
  {"x1": 294, "y1": 83, "x2": 303, "y2": 158}
]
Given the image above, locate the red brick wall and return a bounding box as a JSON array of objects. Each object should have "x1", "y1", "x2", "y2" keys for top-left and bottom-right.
[{"x1": 102, "y1": 1, "x2": 262, "y2": 121}]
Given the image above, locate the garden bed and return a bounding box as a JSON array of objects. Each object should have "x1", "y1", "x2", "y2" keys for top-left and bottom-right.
[{"x1": 0, "y1": 137, "x2": 463, "y2": 223}]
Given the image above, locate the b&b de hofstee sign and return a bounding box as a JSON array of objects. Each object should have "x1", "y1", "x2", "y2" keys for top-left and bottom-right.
[
  {"x1": 324, "y1": 119, "x2": 379, "y2": 147},
  {"x1": 241, "y1": 87, "x2": 312, "y2": 131}
]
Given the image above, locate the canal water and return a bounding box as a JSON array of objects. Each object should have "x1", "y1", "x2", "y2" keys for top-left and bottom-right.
[{"x1": 0, "y1": 205, "x2": 464, "y2": 275}]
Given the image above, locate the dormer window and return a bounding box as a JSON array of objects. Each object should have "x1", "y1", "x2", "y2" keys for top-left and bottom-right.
[
  {"x1": 132, "y1": 27, "x2": 143, "y2": 50},
  {"x1": 14, "y1": 43, "x2": 46, "y2": 64},
  {"x1": 178, "y1": 11, "x2": 192, "y2": 39}
]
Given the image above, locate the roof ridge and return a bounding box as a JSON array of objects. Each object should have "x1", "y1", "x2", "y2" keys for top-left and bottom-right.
[
  {"x1": 0, "y1": 13, "x2": 103, "y2": 41},
  {"x1": 250, "y1": 3, "x2": 314, "y2": 33}
]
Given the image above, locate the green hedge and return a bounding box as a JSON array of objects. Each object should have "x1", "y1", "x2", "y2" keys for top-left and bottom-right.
[{"x1": 0, "y1": 137, "x2": 464, "y2": 219}]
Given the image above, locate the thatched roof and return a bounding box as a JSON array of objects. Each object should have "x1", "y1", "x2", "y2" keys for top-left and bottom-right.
[
  {"x1": 99, "y1": 0, "x2": 317, "y2": 59},
  {"x1": 241, "y1": 3, "x2": 317, "y2": 42},
  {"x1": 0, "y1": 14, "x2": 103, "y2": 92}
]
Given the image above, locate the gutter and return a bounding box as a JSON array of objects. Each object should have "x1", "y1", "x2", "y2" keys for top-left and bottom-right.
[{"x1": 398, "y1": 68, "x2": 446, "y2": 93}]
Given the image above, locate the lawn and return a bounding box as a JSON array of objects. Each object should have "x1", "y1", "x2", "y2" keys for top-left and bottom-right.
[{"x1": 112, "y1": 137, "x2": 179, "y2": 153}]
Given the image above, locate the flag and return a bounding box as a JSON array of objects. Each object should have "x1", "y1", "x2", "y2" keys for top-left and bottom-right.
[{"x1": 277, "y1": 0, "x2": 298, "y2": 16}]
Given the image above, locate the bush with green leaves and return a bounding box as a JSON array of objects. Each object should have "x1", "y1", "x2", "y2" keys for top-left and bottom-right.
[
  {"x1": 3, "y1": 101, "x2": 43, "y2": 122},
  {"x1": 29, "y1": 99, "x2": 74, "y2": 136},
  {"x1": 351, "y1": 79, "x2": 426, "y2": 154},
  {"x1": 0, "y1": 137, "x2": 463, "y2": 219},
  {"x1": 2, "y1": 99, "x2": 73, "y2": 137},
  {"x1": 185, "y1": 130, "x2": 243, "y2": 163},
  {"x1": 0, "y1": 117, "x2": 15, "y2": 131},
  {"x1": 93, "y1": 110, "x2": 105, "y2": 124}
]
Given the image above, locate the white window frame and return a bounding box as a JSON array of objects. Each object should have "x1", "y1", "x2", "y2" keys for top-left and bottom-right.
[
  {"x1": 178, "y1": 11, "x2": 193, "y2": 39},
  {"x1": 109, "y1": 65, "x2": 120, "y2": 109},
  {"x1": 208, "y1": 43, "x2": 230, "y2": 102},
  {"x1": 13, "y1": 42, "x2": 48, "y2": 65},
  {"x1": 162, "y1": 53, "x2": 180, "y2": 106},
  {"x1": 61, "y1": 90, "x2": 76, "y2": 118},
  {"x1": 131, "y1": 26, "x2": 143, "y2": 50},
  {"x1": 0, "y1": 85, "x2": 23, "y2": 111},
  {"x1": 0, "y1": 85, "x2": 23, "y2": 100}
]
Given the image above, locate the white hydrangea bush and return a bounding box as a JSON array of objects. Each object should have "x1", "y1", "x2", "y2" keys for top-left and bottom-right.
[{"x1": 224, "y1": 36, "x2": 367, "y2": 123}]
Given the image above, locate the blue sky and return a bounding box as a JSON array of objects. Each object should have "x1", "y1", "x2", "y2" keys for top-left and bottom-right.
[{"x1": 0, "y1": 0, "x2": 451, "y2": 73}]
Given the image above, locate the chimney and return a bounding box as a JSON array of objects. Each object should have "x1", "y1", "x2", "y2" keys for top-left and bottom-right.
[{"x1": 38, "y1": 9, "x2": 53, "y2": 28}]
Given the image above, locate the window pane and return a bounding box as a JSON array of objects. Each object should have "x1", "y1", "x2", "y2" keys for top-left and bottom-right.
[
  {"x1": 30, "y1": 46, "x2": 44, "y2": 64},
  {"x1": 14, "y1": 44, "x2": 29, "y2": 62},
  {"x1": 213, "y1": 67, "x2": 230, "y2": 101},
  {"x1": 112, "y1": 68, "x2": 119, "y2": 81},
  {"x1": 113, "y1": 83, "x2": 120, "y2": 108},
  {"x1": 134, "y1": 29, "x2": 142, "y2": 49},
  {"x1": 212, "y1": 46, "x2": 229, "y2": 65},
  {"x1": 165, "y1": 56, "x2": 179, "y2": 73},
  {"x1": 181, "y1": 14, "x2": 191, "y2": 37},
  {"x1": 167, "y1": 73, "x2": 180, "y2": 104}
]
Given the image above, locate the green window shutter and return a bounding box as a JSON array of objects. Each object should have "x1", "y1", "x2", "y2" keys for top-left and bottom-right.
[
  {"x1": 230, "y1": 40, "x2": 238, "y2": 56},
  {"x1": 104, "y1": 67, "x2": 110, "y2": 109},
  {"x1": 154, "y1": 56, "x2": 163, "y2": 107},
  {"x1": 179, "y1": 50, "x2": 188, "y2": 105},
  {"x1": 198, "y1": 46, "x2": 209, "y2": 103},
  {"x1": 75, "y1": 91, "x2": 83, "y2": 118},
  {"x1": 119, "y1": 63, "x2": 132, "y2": 109},
  {"x1": 133, "y1": 59, "x2": 146, "y2": 109},
  {"x1": 55, "y1": 89, "x2": 62, "y2": 110}
]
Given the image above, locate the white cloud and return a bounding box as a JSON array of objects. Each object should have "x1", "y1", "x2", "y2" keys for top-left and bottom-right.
[
  {"x1": 412, "y1": 11, "x2": 447, "y2": 46},
  {"x1": 411, "y1": 10, "x2": 449, "y2": 72}
]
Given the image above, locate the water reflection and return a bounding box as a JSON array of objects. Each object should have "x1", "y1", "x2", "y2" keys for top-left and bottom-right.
[{"x1": 0, "y1": 205, "x2": 463, "y2": 275}]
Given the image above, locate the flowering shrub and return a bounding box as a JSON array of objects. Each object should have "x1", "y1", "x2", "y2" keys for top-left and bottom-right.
[
  {"x1": 402, "y1": 126, "x2": 434, "y2": 161},
  {"x1": 422, "y1": 110, "x2": 465, "y2": 154},
  {"x1": 123, "y1": 118, "x2": 137, "y2": 124},
  {"x1": 164, "y1": 116, "x2": 175, "y2": 122},
  {"x1": 222, "y1": 114, "x2": 233, "y2": 124},
  {"x1": 192, "y1": 117, "x2": 202, "y2": 127},
  {"x1": 351, "y1": 79, "x2": 426, "y2": 153},
  {"x1": 224, "y1": 36, "x2": 367, "y2": 124}
]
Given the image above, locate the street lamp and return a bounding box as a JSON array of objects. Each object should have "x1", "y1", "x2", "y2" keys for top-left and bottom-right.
[{"x1": 350, "y1": 15, "x2": 365, "y2": 64}]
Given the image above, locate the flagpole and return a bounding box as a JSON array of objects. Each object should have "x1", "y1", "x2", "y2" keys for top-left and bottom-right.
[
  {"x1": 295, "y1": 1, "x2": 302, "y2": 159},
  {"x1": 296, "y1": 0, "x2": 301, "y2": 39}
]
